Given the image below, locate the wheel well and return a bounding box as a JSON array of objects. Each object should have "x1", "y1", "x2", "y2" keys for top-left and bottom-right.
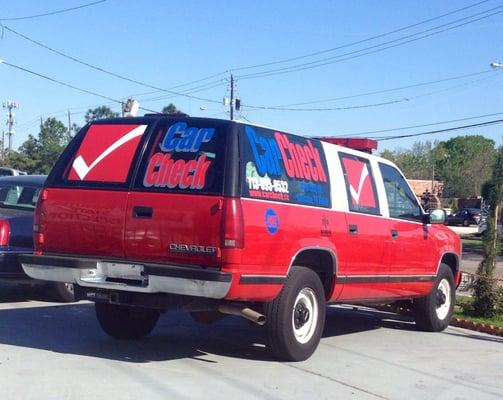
[
  {"x1": 291, "y1": 249, "x2": 336, "y2": 300},
  {"x1": 440, "y1": 253, "x2": 458, "y2": 277}
]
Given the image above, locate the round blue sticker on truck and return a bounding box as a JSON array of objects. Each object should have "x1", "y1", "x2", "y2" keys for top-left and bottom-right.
[{"x1": 265, "y1": 208, "x2": 279, "y2": 234}]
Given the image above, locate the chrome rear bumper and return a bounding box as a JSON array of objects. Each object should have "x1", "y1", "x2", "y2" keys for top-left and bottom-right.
[{"x1": 21, "y1": 254, "x2": 232, "y2": 299}]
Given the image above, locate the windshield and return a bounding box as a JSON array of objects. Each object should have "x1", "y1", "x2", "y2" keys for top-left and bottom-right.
[{"x1": 0, "y1": 184, "x2": 41, "y2": 210}]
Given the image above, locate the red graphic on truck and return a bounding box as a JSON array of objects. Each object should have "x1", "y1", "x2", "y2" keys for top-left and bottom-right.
[
  {"x1": 243, "y1": 126, "x2": 331, "y2": 208},
  {"x1": 68, "y1": 124, "x2": 147, "y2": 183},
  {"x1": 340, "y1": 155, "x2": 377, "y2": 209}
]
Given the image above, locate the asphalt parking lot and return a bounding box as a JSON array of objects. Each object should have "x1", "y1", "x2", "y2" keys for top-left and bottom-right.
[{"x1": 0, "y1": 285, "x2": 501, "y2": 400}]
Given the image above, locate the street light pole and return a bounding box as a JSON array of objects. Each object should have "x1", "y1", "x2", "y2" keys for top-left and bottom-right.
[{"x1": 487, "y1": 60, "x2": 502, "y2": 251}]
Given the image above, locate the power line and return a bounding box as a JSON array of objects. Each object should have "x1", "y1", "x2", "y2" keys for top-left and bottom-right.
[
  {"x1": 3, "y1": 2, "x2": 498, "y2": 112},
  {"x1": 372, "y1": 118, "x2": 503, "y2": 141},
  {"x1": 336, "y1": 112, "x2": 503, "y2": 137},
  {"x1": 1, "y1": 60, "x2": 119, "y2": 103},
  {"x1": 0, "y1": 59, "x2": 159, "y2": 114},
  {"x1": 245, "y1": 98, "x2": 409, "y2": 112},
  {"x1": 243, "y1": 70, "x2": 502, "y2": 112},
  {"x1": 238, "y1": 5, "x2": 503, "y2": 79},
  {"x1": 0, "y1": 0, "x2": 106, "y2": 21},
  {"x1": 3, "y1": 2, "x2": 496, "y2": 105},
  {"x1": 237, "y1": 5, "x2": 503, "y2": 80},
  {"x1": 137, "y1": 80, "x2": 226, "y2": 104},
  {"x1": 232, "y1": 0, "x2": 491, "y2": 72},
  {"x1": 269, "y1": 70, "x2": 495, "y2": 108},
  {"x1": 14, "y1": 78, "x2": 227, "y2": 131},
  {"x1": 2, "y1": 25, "x2": 227, "y2": 103}
]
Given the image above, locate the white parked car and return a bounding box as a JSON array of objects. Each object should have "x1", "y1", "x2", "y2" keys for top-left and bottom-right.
[{"x1": 0, "y1": 167, "x2": 27, "y2": 177}]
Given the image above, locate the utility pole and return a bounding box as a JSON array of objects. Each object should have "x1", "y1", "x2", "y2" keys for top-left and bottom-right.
[
  {"x1": 229, "y1": 73, "x2": 234, "y2": 121},
  {"x1": 1, "y1": 130, "x2": 4, "y2": 162},
  {"x1": 3, "y1": 100, "x2": 18, "y2": 154},
  {"x1": 67, "y1": 110, "x2": 72, "y2": 137}
]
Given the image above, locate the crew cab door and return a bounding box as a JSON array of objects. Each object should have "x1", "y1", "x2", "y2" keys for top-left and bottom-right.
[
  {"x1": 336, "y1": 152, "x2": 391, "y2": 300},
  {"x1": 378, "y1": 163, "x2": 437, "y2": 281},
  {"x1": 124, "y1": 120, "x2": 229, "y2": 267},
  {"x1": 39, "y1": 122, "x2": 149, "y2": 258}
]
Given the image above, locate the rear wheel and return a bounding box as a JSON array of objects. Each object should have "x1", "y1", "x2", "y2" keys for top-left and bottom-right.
[
  {"x1": 264, "y1": 266, "x2": 326, "y2": 361},
  {"x1": 462, "y1": 219, "x2": 470, "y2": 227},
  {"x1": 414, "y1": 263, "x2": 455, "y2": 331},
  {"x1": 95, "y1": 302, "x2": 160, "y2": 340}
]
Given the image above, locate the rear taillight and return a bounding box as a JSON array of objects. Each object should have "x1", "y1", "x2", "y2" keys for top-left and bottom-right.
[
  {"x1": 0, "y1": 219, "x2": 10, "y2": 246},
  {"x1": 33, "y1": 189, "x2": 48, "y2": 253},
  {"x1": 221, "y1": 197, "x2": 244, "y2": 249}
]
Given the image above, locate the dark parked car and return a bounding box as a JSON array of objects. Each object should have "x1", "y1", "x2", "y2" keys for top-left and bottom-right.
[
  {"x1": 0, "y1": 175, "x2": 74, "y2": 301},
  {"x1": 446, "y1": 208, "x2": 483, "y2": 227}
]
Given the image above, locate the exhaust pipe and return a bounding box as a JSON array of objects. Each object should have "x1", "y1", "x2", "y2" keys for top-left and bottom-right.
[{"x1": 218, "y1": 304, "x2": 266, "y2": 326}]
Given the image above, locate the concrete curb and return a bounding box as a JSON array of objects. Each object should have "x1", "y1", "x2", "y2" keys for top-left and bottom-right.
[{"x1": 450, "y1": 317, "x2": 503, "y2": 337}]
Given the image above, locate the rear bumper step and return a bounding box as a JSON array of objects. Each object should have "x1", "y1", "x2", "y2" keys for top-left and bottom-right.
[{"x1": 20, "y1": 254, "x2": 232, "y2": 299}]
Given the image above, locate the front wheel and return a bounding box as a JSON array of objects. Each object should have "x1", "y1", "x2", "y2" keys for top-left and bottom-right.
[
  {"x1": 264, "y1": 266, "x2": 326, "y2": 362},
  {"x1": 95, "y1": 302, "x2": 160, "y2": 340},
  {"x1": 414, "y1": 263, "x2": 455, "y2": 331}
]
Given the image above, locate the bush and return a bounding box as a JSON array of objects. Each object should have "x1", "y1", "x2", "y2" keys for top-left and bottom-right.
[
  {"x1": 472, "y1": 278, "x2": 497, "y2": 318},
  {"x1": 496, "y1": 287, "x2": 503, "y2": 315}
]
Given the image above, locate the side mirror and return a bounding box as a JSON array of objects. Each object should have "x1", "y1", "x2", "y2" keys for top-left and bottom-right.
[{"x1": 424, "y1": 209, "x2": 445, "y2": 225}]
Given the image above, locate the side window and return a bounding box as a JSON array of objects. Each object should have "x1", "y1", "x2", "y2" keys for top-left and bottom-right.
[
  {"x1": 339, "y1": 153, "x2": 380, "y2": 215},
  {"x1": 240, "y1": 126, "x2": 331, "y2": 208},
  {"x1": 379, "y1": 163, "x2": 422, "y2": 220}
]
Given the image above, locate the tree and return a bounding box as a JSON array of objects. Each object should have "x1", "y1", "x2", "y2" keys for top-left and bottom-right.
[
  {"x1": 161, "y1": 103, "x2": 183, "y2": 114},
  {"x1": 37, "y1": 118, "x2": 71, "y2": 173},
  {"x1": 85, "y1": 106, "x2": 119, "y2": 123},
  {"x1": 472, "y1": 146, "x2": 503, "y2": 317},
  {"x1": 382, "y1": 136, "x2": 497, "y2": 198},
  {"x1": 380, "y1": 141, "x2": 437, "y2": 180},
  {"x1": 3, "y1": 147, "x2": 34, "y2": 173},
  {"x1": 3, "y1": 118, "x2": 73, "y2": 174},
  {"x1": 435, "y1": 135, "x2": 495, "y2": 198}
]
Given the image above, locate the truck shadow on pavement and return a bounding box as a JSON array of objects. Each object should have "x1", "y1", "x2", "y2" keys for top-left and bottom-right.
[
  {"x1": 0, "y1": 292, "x2": 497, "y2": 363},
  {"x1": 0, "y1": 283, "x2": 50, "y2": 303}
]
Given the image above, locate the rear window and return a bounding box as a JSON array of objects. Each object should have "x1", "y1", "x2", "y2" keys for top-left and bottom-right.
[
  {"x1": 0, "y1": 184, "x2": 41, "y2": 210},
  {"x1": 67, "y1": 124, "x2": 148, "y2": 184},
  {"x1": 240, "y1": 125, "x2": 331, "y2": 208},
  {"x1": 55, "y1": 123, "x2": 150, "y2": 188},
  {"x1": 132, "y1": 120, "x2": 227, "y2": 195}
]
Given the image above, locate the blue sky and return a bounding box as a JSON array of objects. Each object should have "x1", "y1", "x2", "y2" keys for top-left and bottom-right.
[{"x1": 0, "y1": 0, "x2": 502, "y2": 152}]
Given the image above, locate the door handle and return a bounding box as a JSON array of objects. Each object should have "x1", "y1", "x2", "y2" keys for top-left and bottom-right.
[
  {"x1": 349, "y1": 224, "x2": 358, "y2": 234},
  {"x1": 133, "y1": 206, "x2": 153, "y2": 219},
  {"x1": 391, "y1": 229, "x2": 399, "y2": 239}
]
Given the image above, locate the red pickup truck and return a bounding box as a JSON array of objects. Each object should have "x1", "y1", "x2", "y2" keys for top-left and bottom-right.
[{"x1": 21, "y1": 116, "x2": 461, "y2": 361}]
